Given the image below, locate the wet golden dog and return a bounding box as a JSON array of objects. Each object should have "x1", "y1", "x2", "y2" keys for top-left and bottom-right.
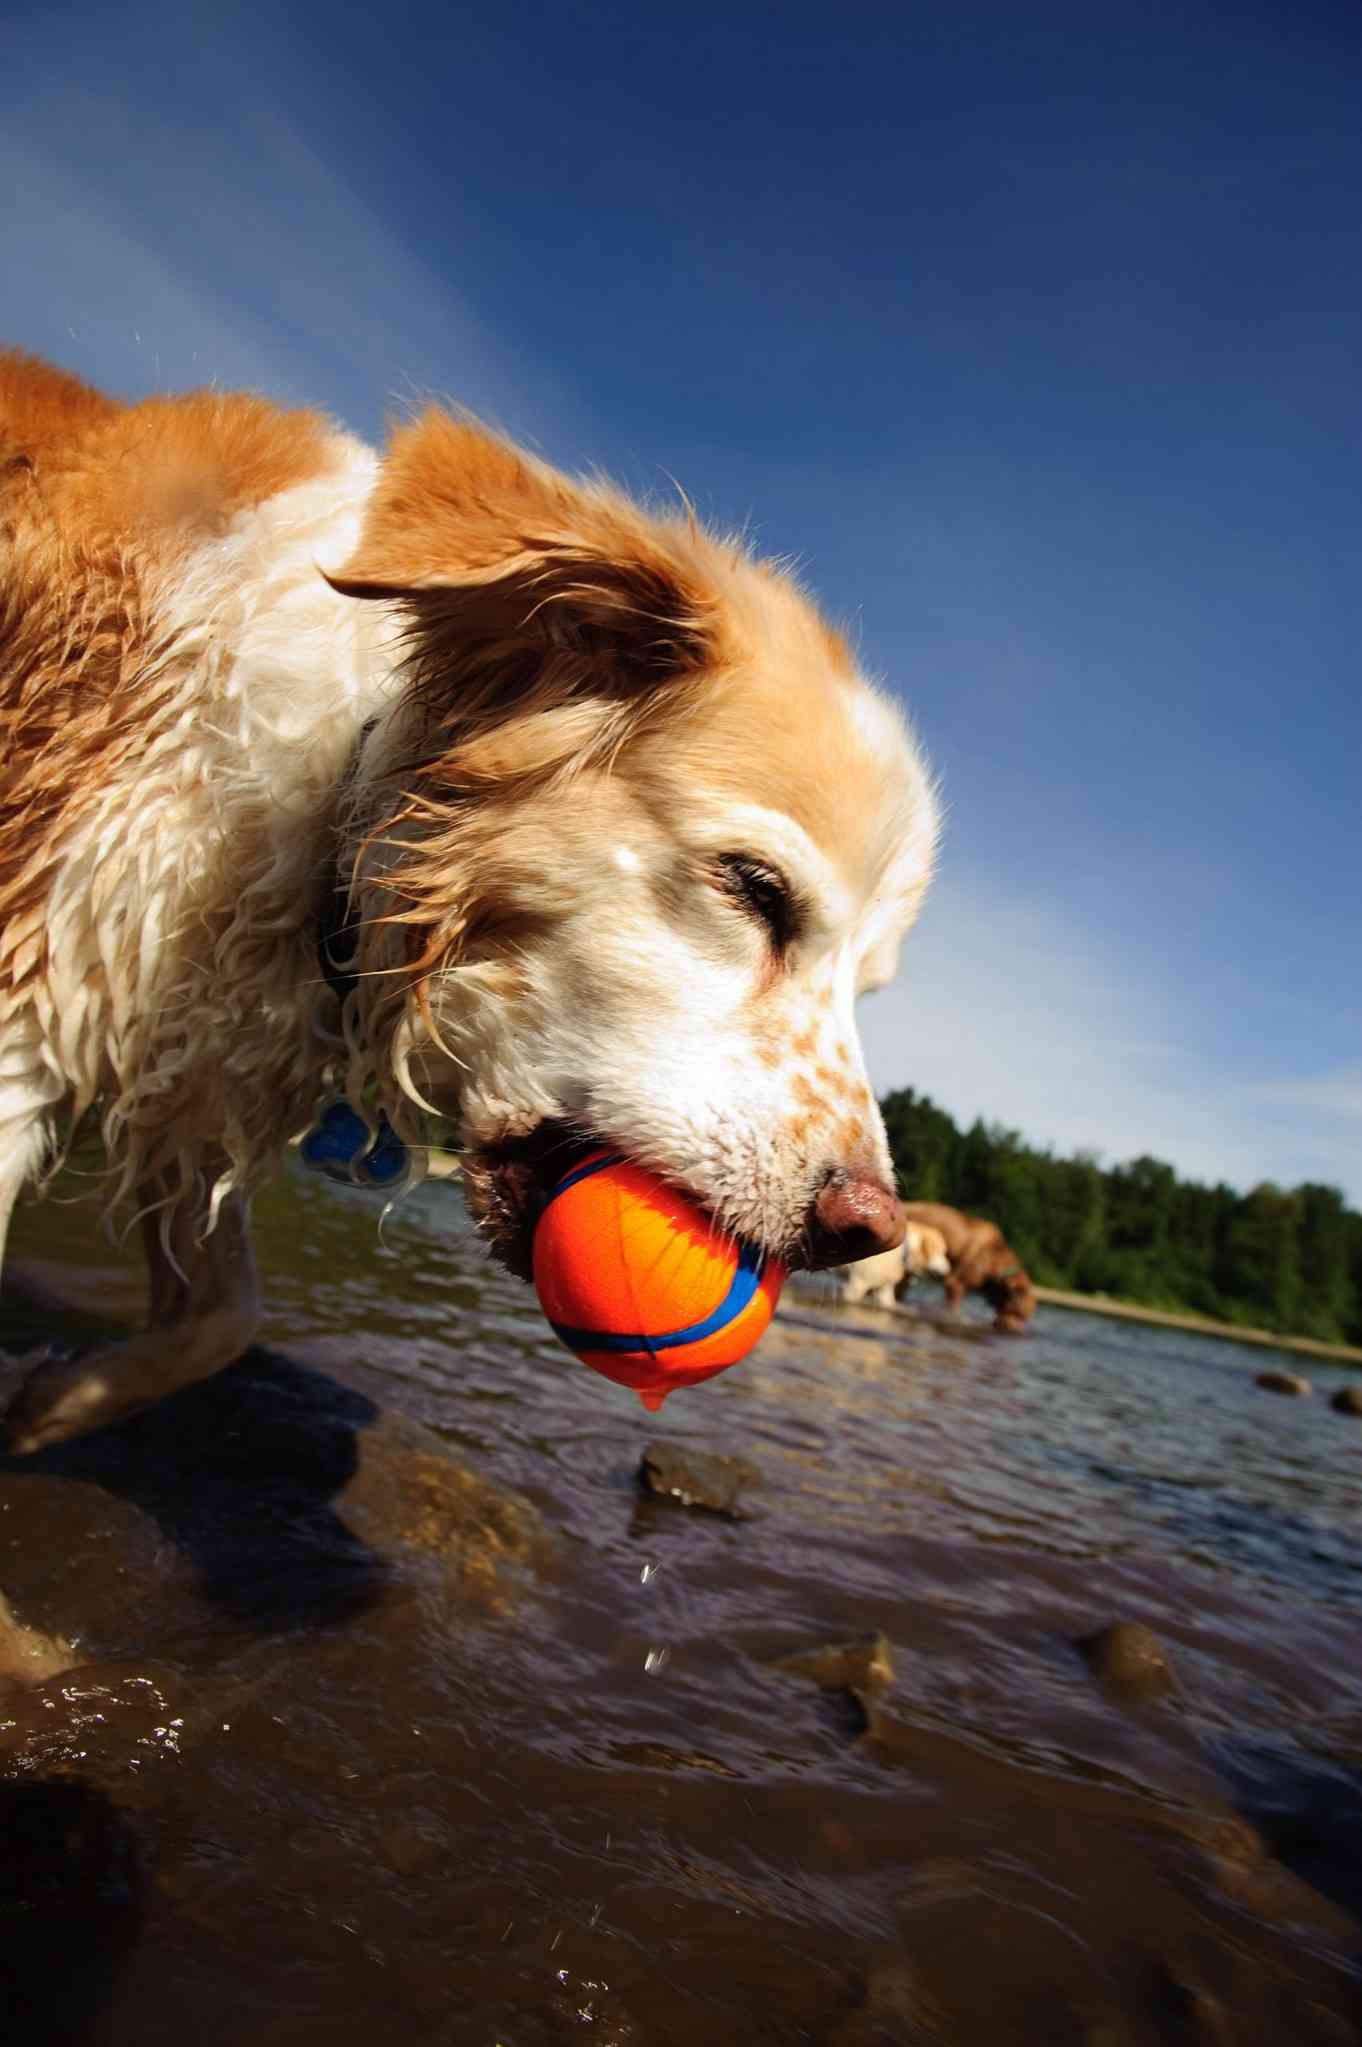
[
  {"x1": 901, "y1": 1202, "x2": 1036, "y2": 1333},
  {"x1": 0, "y1": 349, "x2": 938, "y2": 1449}
]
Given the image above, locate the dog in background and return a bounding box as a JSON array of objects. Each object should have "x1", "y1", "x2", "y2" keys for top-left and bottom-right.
[
  {"x1": 900, "y1": 1202, "x2": 1036, "y2": 1333},
  {"x1": 834, "y1": 1221, "x2": 949, "y2": 1308},
  {"x1": 0, "y1": 349, "x2": 939, "y2": 1450}
]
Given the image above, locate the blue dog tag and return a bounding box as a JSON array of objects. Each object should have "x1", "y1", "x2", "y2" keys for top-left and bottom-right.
[{"x1": 299, "y1": 1100, "x2": 409, "y2": 1189}]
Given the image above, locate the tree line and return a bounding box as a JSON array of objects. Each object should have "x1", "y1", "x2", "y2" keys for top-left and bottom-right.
[{"x1": 879, "y1": 1087, "x2": 1362, "y2": 1345}]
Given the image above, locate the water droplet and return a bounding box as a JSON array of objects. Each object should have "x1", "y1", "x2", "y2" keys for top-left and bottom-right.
[
  {"x1": 640, "y1": 1561, "x2": 659, "y2": 1586},
  {"x1": 643, "y1": 1646, "x2": 670, "y2": 1676},
  {"x1": 637, "y1": 1387, "x2": 667, "y2": 1412}
]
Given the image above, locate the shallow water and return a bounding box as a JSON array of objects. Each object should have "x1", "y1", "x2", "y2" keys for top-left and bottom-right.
[{"x1": 2, "y1": 1162, "x2": 1360, "y2": 2044}]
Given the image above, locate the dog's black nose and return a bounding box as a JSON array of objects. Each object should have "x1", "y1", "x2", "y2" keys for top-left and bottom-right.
[{"x1": 802, "y1": 1169, "x2": 905, "y2": 1270}]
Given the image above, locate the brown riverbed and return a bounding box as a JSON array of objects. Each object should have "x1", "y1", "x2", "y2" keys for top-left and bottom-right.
[{"x1": 1, "y1": 1161, "x2": 1359, "y2": 2045}]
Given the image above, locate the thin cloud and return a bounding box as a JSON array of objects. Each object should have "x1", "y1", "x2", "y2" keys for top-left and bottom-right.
[
  {"x1": 1247, "y1": 1069, "x2": 1362, "y2": 1122},
  {"x1": 1, "y1": 131, "x2": 290, "y2": 399},
  {"x1": 859, "y1": 875, "x2": 1362, "y2": 1203},
  {"x1": 2, "y1": 53, "x2": 587, "y2": 449}
]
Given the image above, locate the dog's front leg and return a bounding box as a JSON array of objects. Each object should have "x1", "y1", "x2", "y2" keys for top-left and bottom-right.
[{"x1": 4, "y1": 1159, "x2": 260, "y2": 1455}]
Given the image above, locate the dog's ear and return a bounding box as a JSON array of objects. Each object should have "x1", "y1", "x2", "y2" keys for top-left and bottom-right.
[{"x1": 326, "y1": 411, "x2": 719, "y2": 694}]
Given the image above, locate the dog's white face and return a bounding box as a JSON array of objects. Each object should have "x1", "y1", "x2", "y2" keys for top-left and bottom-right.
[
  {"x1": 332, "y1": 415, "x2": 937, "y2": 1277},
  {"x1": 907, "y1": 1224, "x2": 952, "y2": 1278},
  {"x1": 409, "y1": 682, "x2": 934, "y2": 1275}
]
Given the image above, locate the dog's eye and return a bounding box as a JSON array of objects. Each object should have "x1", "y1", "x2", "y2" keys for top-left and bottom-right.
[{"x1": 716, "y1": 854, "x2": 798, "y2": 951}]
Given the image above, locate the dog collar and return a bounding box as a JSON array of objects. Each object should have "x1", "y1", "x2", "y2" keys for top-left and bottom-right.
[
  {"x1": 299, "y1": 1098, "x2": 409, "y2": 1189},
  {"x1": 316, "y1": 717, "x2": 378, "y2": 1006},
  {"x1": 301, "y1": 718, "x2": 412, "y2": 1189}
]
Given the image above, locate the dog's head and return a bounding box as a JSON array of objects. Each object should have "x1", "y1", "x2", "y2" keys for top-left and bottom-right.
[
  {"x1": 906, "y1": 1223, "x2": 951, "y2": 1279},
  {"x1": 985, "y1": 1268, "x2": 1036, "y2": 1333},
  {"x1": 329, "y1": 414, "x2": 938, "y2": 1280}
]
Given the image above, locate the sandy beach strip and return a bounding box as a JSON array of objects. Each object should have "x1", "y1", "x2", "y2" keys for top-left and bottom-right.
[{"x1": 1034, "y1": 1287, "x2": 1362, "y2": 1364}]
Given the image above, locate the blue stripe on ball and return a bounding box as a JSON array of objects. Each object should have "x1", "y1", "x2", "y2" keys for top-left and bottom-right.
[
  {"x1": 549, "y1": 1238, "x2": 767, "y2": 1355},
  {"x1": 545, "y1": 1150, "x2": 627, "y2": 1199}
]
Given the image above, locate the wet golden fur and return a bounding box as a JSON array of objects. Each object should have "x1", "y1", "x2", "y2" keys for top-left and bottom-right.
[
  {"x1": 1, "y1": 353, "x2": 348, "y2": 1195},
  {"x1": 0, "y1": 349, "x2": 938, "y2": 1449},
  {"x1": 900, "y1": 1202, "x2": 1037, "y2": 1333}
]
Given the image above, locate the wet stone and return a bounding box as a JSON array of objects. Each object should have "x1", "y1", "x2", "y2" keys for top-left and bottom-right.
[
  {"x1": 1254, "y1": 1370, "x2": 1312, "y2": 1397},
  {"x1": 0, "y1": 1590, "x2": 75, "y2": 1690},
  {"x1": 1175, "y1": 1812, "x2": 1266, "y2": 1870},
  {"x1": 771, "y1": 1630, "x2": 895, "y2": 1737},
  {"x1": 1330, "y1": 1383, "x2": 1362, "y2": 1417},
  {"x1": 637, "y1": 1440, "x2": 761, "y2": 1517},
  {"x1": 1199, "y1": 1836, "x2": 1359, "y2": 1941},
  {"x1": 1078, "y1": 1622, "x2": 1177, "y2": 1701},
  {"x1": 379, "y1": 1812, "x2": 448, "y2": 1880},
  {"x1": 773, "y1": 1631, "x2": 895, "y2": 1697},
  {"x1": 826, "y1": 1957, "x2": 934, "y2": 2045},
  {"x1": 340, "y1": 1423, "x2": 545, "y2": 1616}
]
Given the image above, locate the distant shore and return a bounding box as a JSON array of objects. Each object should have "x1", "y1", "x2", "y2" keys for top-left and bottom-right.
[{"x1": 1033, "y1": 1286, "x2": 1362, "y2": 1365}]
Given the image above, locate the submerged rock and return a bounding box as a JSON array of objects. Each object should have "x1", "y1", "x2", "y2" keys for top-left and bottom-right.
[
  {"x1": 1330, "y1": 1384, "x2": 1362, "y2": 1417},
  {"x1": 637, "y1": 1440, "x2": 761, "y2": 1517},
  {"x1": 0, "y1": 1343, "x2": 547, "y2": 1658},
  {"x1": 1254, "y1": 1370, "x2": 1312, "y2": 1397},
  {"x1": 1078, "y1": 1621, "x2": 1176, "y2": 1700},
  {"x1": 0, "y1": 1590, "x2": 75, "y2": 1691},
  {"x1": 773, "y1": 1631, "x2": 896, "y2": 1696},
  {"x1": 341, "y1": 1420, "x2": 544, "y2": 1616},
  {"x1": 825, "y1": 1957, "x2": 930, "y2": 2045},
  {"x1": 770, "y1": 1630, "x2": 895, "y2": 1736}
]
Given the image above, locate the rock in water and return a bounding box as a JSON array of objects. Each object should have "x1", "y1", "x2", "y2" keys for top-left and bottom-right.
[
  {"x1": 773, "y1": 1632, "x2": 896, "y2": 1696},
  {"x1": 1254, "y1": 1370, "x2": 1312, "y2": 1397},
  {"x1": 637, "y1": 1440, "x2": 761, "y2": 1517},
  {"x1": 1078, "y1": 1622, "x2": 1176, "y2": 1701},
  {"x1": 770, "y1": 1631, "x2": 896, "y2": 1736},
  {"x1": 1329, "y1": 1384, "x2": 1362, "y2": 1417},
  {"x1": 825, "y1": 1957, "x2": 926, "y2": 2045},
  {"x1": 0, "y1": 1344, "x2": 547, "y2": 1653}
]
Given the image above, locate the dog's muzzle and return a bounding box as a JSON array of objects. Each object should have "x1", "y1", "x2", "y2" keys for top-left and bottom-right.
[{"x1": 802, "y1": 1169, "x2": 905, "y2": 1271}]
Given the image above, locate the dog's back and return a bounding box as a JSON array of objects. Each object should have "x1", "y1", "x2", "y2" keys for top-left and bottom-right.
[
  {"x1": 1, "y1": 350, "x2": 120, "y2": 459},
  {"x1": 1, "y1": 352, "x2": 376, "y2": 1220},
  {"x1": 901, "y1": 1200, "x2": 1034, "y2": 1330}
]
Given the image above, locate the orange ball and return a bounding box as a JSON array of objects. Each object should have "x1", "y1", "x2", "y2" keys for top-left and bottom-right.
[{"x1": 532, "y1": 1150, "x2": 785, "y2": 1410}]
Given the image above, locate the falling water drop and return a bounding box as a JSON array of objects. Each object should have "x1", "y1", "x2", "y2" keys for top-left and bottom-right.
[{"x1": 643, "y1": 1646, "x2": 671, "y2": 1676}]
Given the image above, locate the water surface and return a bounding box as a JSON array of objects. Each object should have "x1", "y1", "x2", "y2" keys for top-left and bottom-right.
[{"x1": 2, "y1": 1162, "x2": 1359, "y2": 2043}]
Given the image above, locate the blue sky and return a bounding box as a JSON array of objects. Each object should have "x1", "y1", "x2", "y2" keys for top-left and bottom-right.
[{"x1": 5, "y1": 0, "x2": 1359, "y2": 1198}]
